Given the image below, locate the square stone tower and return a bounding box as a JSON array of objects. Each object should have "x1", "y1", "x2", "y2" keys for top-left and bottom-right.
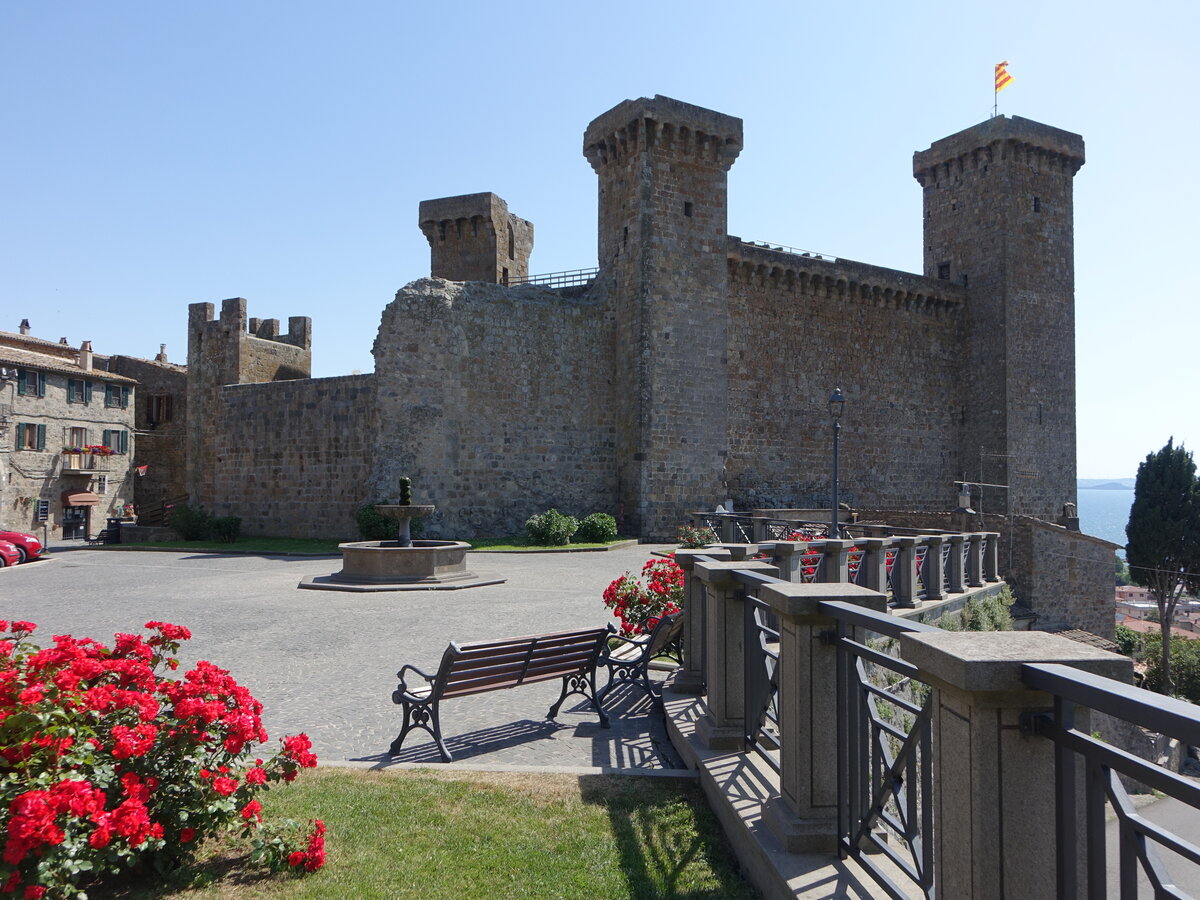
[
  {"x1": 418, "y1": 192, "x2": 533, "y2": 285},
  {"x1": 914, "y1": 116, "x2": 1085, "y2": 521},
  {"x1": 584, "y1": 96, "x2": 743, "y2": 538}
]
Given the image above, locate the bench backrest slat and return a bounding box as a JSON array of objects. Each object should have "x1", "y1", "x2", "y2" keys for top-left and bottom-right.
[
  {"x1": 645, "y1": 611, "x2": 684, "y2": 658},
  {"x1": 432, "y1": 627, "x2": 608, "y2": 700}
]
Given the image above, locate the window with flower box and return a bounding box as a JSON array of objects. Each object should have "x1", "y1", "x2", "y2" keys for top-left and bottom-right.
[
  {"x1": 17, "y1": 422, "x2": 45, "y2": 450},
  {"x1": 16, "y1": 369, "x2": 46, "y2": 398},
  {"x1": 67, "y1": 379, "x2": 94, "y2": 404}
]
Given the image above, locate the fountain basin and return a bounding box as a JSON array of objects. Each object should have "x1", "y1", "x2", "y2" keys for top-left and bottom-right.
[
  {"x1": 298, "y1": 539, "x2": 506, "y2": 592},
  {"x1": 336, "y1": 539, "x2": 472, "y2": 584}
]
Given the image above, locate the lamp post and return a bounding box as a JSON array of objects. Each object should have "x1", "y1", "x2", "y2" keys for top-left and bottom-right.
[{"x1": 828, "y1": 387, "x2": 845, "y2": 539}]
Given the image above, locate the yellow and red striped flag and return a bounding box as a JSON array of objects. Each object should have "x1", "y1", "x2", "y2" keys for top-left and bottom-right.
[{"x1": 995, "y1": 61, "x2": 1014, "y2": 93}]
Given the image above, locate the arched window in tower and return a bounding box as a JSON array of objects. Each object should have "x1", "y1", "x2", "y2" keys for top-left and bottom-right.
[{"x1": 508, "y1": 223, "x2": 515, "y2": 260}]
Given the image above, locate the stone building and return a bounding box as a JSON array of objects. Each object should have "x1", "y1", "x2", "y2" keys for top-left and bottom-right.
[
  {"x1": 182, "y1": 94, "x2": 1106, "y2": 628},
  {"x1": 108, "y1": 347, "x2": 188, "y2": 516},
  {"x1": 0, "y1": 322, "x2": 138, "y2": 539}
]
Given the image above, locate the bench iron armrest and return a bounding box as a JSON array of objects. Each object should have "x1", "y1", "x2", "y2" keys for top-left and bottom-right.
[{"x1": 396, "y1": 663, "x2": 437, "y2": 698}]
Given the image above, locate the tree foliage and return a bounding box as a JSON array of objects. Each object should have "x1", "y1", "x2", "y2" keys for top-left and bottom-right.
[{"x1": 1125, "y1": 438, "x2": 1200, "y2": 694}]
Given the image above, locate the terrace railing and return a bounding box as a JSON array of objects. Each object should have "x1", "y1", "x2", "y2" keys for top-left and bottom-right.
[{"x1": 674, "y1": 541, "x2": 1200, "y2": 899}]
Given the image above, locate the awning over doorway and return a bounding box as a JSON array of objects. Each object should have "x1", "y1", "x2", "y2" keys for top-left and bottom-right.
[{"x1": 61, "y1": 491, "x2": 101, "y2": 507}]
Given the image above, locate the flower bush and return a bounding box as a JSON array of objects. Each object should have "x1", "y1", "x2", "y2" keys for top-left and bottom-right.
[
  {"x1": 0, "y1": 620, "x2": 324, "y2": 898},
  {"x1": 675, "y1": 524, "x2": 717, "y2": 548},
  {"x1": 602, "y1": 557, "x2": 685, "y2": 636}
]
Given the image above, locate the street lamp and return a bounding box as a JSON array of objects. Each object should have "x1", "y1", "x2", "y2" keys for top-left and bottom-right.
[{"x1": 828, "y1": 387, "x2": 845, "y2": 538}]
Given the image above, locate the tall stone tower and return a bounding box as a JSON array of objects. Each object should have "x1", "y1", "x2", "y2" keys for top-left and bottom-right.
[
  {"x1": 584, "y1": 96, "x2": 743, "y2": 538},
  {"x1": 914, "y1": 116, "x2": 1085, "y2": 520},
  {"x1": 185, "y1": 299, "x2": 311, "y2": 508},
  {"x1": 418, "y1": 192, "x2": 533, "y2": 285}
]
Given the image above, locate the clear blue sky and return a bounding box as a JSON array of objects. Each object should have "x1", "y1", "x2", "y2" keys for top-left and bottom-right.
[{"x1": 3, "y1": 1, "x2": 1195, "y2": 480}]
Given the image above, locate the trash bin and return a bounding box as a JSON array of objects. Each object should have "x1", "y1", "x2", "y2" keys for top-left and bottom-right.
[{"x1": 106, "y1": 517, "x2": 123, "y2": 545}]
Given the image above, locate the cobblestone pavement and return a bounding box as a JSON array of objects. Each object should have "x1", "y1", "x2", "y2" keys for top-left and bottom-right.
[{"x1": 0, "y1": 543, "x2": 685, "y2": 771}]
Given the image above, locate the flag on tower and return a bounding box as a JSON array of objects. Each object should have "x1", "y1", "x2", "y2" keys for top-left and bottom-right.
[{"x1": 995, "y1": 61, "x2": 1013, "y2": 93}]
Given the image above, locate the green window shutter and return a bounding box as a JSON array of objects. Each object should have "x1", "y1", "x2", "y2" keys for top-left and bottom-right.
[
  {"x1": 103, "y1": 429, "x2": 112, "y2": 449},
  {"x1": 37, "y1": 372, "x2": 46, "y2": 397},
  {"x1": 120, "y1": 431, "x2": 129, "y2": 454},
  {"x1": 121, "y1": 386, "x2": 131, "y2": 408},
  {"x1": 36, "y1": 424, "x2": 45, "y2": 450},
  {"x1": 16, "y1": 371, "x2": 26, "y2": 396},
  {"x1": 68, "y1": 380, "x2": 77, "y2": 403},
  {"x1": 84, "y1": 381, "x2": 93, "y2": 403}
]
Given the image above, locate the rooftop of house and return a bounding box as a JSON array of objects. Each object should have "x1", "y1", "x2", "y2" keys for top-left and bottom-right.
[{"x1": 0, "y1": 328, "x2": 138, "y2": 384}]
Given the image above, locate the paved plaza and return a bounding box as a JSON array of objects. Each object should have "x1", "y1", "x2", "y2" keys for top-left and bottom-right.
[{"x1": 0, "y1": 543, "x2": 686, "y2": 772}]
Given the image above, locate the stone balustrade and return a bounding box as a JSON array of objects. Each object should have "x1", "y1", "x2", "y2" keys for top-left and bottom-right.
[{"x1": 665, "y1": 542, "x2": 1198, "y2": 900}]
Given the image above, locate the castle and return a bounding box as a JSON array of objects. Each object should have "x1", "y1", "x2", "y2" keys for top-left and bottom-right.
[{"x1": 185, "y1": 95, "x2": 1087, "y2": 547}]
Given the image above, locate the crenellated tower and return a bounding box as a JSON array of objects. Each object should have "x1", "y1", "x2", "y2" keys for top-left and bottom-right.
[
  {"x1": 914, "y1": 116, "x2": 1085, "y2": 522},
  {"x1": 185, "y1": 298, "x2": 311, "y2": 508},
  {"x1": 584, "y1": 95, "x2": 743, "y2": 538},
  {"x1": 418, "y1": 192, "x2": 533, "y2": 285}
]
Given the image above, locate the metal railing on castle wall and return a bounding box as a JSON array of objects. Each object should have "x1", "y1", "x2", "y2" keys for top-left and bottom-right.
[
  {"x1": 676, "y1": 539, "x2": 1200, "y2": 898},
  {"x1": 507, "y1": 267, "x2": 599, "y2": 289}
]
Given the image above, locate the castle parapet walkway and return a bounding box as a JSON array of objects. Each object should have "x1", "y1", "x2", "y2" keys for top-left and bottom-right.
[
  {"x1": 507, "y1": 266, "x2": 598, "y2": 289},
  {"x1": 665, "y1": 542, "x2": 1200, "y2": 899}
]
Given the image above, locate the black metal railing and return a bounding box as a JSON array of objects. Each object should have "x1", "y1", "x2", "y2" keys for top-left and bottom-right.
[
  {"x1": 823, "y1": 599, "x2": 939, "y2": 899},
  {"x1": 742, "y1": 239, "x2": 839, "y2": 263},
  {"x1": 1022, "y1": 663, "x2": 1200, "y2": 898},
  {"x1": 739, "y1": 568, "x2": 786, "y2": 773},
  {"x1": 508, "y1": 267, "x2": 598, "y2": 288}
]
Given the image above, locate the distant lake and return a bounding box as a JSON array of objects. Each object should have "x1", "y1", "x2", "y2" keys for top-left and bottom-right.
[{"x1": 1076, "y1": 489, "x2": 1134, "y2": 553}]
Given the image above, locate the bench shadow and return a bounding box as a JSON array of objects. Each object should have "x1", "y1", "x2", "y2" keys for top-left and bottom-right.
[{"x1": 354, "y1": 718, "x2": 566, "y2": 766}]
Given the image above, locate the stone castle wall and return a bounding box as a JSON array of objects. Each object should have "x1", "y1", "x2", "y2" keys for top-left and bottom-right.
[
  {"x1": 726, "y1": 241, "x2": 968, "y2": 513},
  {"x1": 207, "y1": 374, "x2": 375, "y2": 538},
  {"x1": 370, "y1": 278, "x2": 617, "y2": 538},
  {"x1": 1009, "y1": 516, "x2": 1118, "y2": 638}
]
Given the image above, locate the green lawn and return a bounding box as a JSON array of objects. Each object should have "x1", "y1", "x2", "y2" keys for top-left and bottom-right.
[
  {"x1": 467, "y1": 535, "x2": 636, "y2": 551},
  {"x1": 101, "y1": 537, "x2": 346, "y2": 555},
  {"x1": 100, "y1": 535, "x2": 636, "y2": 555},
  {"x1": 100, "y1": 768, "x2": 755, "y2": 899}
]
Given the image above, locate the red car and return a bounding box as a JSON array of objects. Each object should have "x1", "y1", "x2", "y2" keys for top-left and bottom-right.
[
  {"x1": 0, "y1": 531, "x2": 42, "y2": 564},
  {"x1": 0, "y1": 540, "x2": 19, "y2": 568}
]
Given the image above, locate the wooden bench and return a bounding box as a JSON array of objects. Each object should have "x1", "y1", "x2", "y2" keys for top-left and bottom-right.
[
  {"x1": 388, "y1": 626, "x2": 611, "y2": 762},
  {"x1": 596, "y1": 610, "x2": 684, "y2": 708}
]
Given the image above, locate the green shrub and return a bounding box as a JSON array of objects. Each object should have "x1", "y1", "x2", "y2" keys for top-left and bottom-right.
[
  {"x1": 577, "y1": 512, "x2": 618, "y2": 543},
  {"x1": 940, "y1": 586, "x2": 1015, "y2": 632},
  {"x1": 525, "y1": 508, "x2": 579, "y2": 546},
  {"x1": 209, "y1": 515, "x2": 242, "y2": 543},
  {"x1": 166, "y1": 503, "x2": 211, "y2": 541},
  {"x1": 356, "y1": 504, "x2": 396, "y2": 540},
  {"x1": 1140, "y1": 633, "x2": 1200, "y2": 702},
  {"x1": 1114, "y1": 623, "x2": 1144, "y2": 657}
]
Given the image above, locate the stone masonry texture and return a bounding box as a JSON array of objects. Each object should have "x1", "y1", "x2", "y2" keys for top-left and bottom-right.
[{"x1": 181, "y1": 94, "x2": 1108, "y2": 631}]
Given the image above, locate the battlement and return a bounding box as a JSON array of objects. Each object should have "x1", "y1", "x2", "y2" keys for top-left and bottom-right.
[
  {"x1": 419, "y1": 192, "x2": 533, "y2": 285},
  {"x1": 727, "y1": 239, "x2": 966, "y2": 317},
  {"x1": 913, "y1": 115, "x2": 1085, "y2": 186},
  {"x1": 583, "y1": 94, "x2": 743, "y2": 172}
]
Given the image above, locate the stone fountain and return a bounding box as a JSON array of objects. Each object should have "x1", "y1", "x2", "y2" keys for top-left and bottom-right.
[{"x1": 299, "y1": 478, "x2": 503, "y2": 592}]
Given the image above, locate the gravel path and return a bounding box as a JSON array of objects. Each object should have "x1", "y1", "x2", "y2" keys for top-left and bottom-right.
[{"x1": 0, "y1": 543, "x2": 685, "y2": 771}]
